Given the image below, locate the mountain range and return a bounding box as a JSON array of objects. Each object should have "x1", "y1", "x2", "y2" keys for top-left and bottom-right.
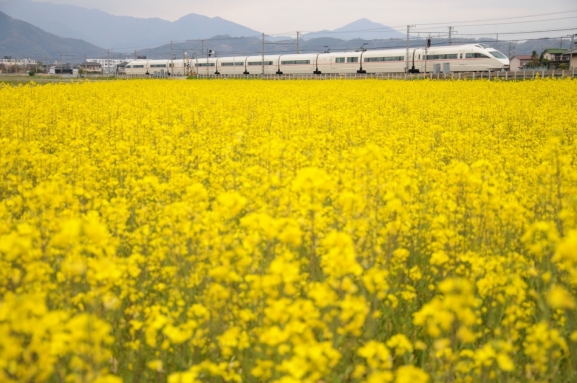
[
  {"x1": 0, "y1": 0, "x2": 405, "y2": 50},
  {"x1": 0, "y1": 0, "x2": 568, "y2": 62},
  {"x1": 0, "y1": 0, "x2": 263, "y2": 50},
  {"x1": 0, "y1": 11, "x2": 106, "y2": 61}
]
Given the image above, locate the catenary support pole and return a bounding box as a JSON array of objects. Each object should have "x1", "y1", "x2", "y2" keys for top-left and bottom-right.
[
  {"x1": 571, "y1": 34, "x2": 575, "y2": 70},
  {"x1": 405, "y1": 25, "x2": 414, "y2": 73},
  {"x1": 297, "y1": 31, "x2": 300, "y2": 54}
]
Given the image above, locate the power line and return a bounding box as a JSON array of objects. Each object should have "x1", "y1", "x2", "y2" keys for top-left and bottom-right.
[
  {"x1": 294, "y1": 9, "x2": 577, "y2": 36},
  {"x1": 413, "y1": 15, "x2": 577, "y2": 31},
  {"x1": 414, "y1": 9, "x2": 577, "y2": 26}
]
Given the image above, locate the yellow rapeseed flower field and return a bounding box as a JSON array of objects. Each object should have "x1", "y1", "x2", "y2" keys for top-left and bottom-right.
[{"x1": 1, "y1": 78, "x2": 577, "y2": 383}]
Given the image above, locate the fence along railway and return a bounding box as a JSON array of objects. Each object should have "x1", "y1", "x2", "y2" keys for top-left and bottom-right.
[{"x1": 114, "y1": 69, "x2": 577, "y2": 81}]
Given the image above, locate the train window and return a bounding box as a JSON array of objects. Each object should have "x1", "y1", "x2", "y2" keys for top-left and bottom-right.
[
  {"x1": 195, "y1": 63, "x2": 215, "y2": 67},
  {"x1": 466, "y1": 53, "x2": 490, "y2": 59},
  {"x1": 248, "y1": 61, "x2": 273, "y2": 66},
  {"x1": 133, "y1": 65, "x2": 144, "y2": 68},
  {"x1": 126, "y1": 65, "x2": 131, "y2": 68},
  {"x1": 347, "y1": 57, "x2": 359, "y2": 63},
  {"x1": 335, "y1": 58, "x2": 345, "y2": 63},
  {"x1": 488, "y1": 51, "x2": 507, "y2": 59},
  {"x1": 221, "y1": 63, "x2": 234, "y2": 66},
  {"x1": 364, "y1": 56, "x2": 404, "y2": 62},
  {"x1": 281, "y1": 60, "x2": 311, "y2": 65},
  {"x1": 426, "y1": 54, "x2": 458, "y2": 60},
  {"x1": 150, "y1": 64, "x2": 167, "y2": 68}
]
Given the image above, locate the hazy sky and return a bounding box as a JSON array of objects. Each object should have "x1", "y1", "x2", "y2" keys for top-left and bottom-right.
[{"x1": 22, "y1": 0, "x2": 577, "y2": 38}]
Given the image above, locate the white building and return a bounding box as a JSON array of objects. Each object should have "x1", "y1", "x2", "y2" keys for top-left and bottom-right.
[
  {"x1": 0, "y1": 58, "x2": 37, "y2": 66},
  {"x1": 86, "y1": 58, "x2": 134, "y2": 74}
]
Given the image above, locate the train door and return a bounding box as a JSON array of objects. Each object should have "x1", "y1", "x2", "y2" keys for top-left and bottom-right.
[
  {"x1": 331, "y1": 56, "x2": 339, "y2": 71},
  {"x1": 457, "y1": 50, "x2": 466, "y2": 71}
]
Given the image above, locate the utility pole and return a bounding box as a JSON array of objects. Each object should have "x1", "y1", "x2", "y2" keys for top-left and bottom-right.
[
  {"x1": 559, "y1": 36, "x2": 563, "y2": 49},
  {"x1": 448, "y1": 26, "x2": 453, "y2": 46},
  {"x1": 571, "y1": 34, "x2": 575, "y2": 69},
  {"x1": 134, "y1": 50, "x2": 137, "y2": 60},
  {"x1": 296, "y1": 31, "x2": 300, "y2": 54},
  {"x1": 405, "y1": 25, "x2": 415, "y2": 73},
  {"x1": 424, "y1": 34, "x2": 431, "y2": 73},
  {"x1": 59, "y1": 52, "x2": 62, "y2": 75},
  {"x1": 107, "y1": 49, "x2": 110, "y2": 75},
  {"x1": 262, "y1": 32, "x2": 265, "y2": 75},
  {"x1": 170, "y1": 41, "x2": 173, "y2": 75}
]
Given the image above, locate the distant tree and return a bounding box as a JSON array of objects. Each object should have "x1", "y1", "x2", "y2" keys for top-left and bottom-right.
[
  {"x1": 525, "y1": 51, "x2": 541, "y2": 69},
  {"x1": 530, "y1": 51, "x2": 540, "y2": 67}
]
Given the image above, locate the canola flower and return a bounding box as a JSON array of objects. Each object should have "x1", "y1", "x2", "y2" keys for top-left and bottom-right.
[{"x1": 0, "y1": 78, "x2": 576, "y2": 382}]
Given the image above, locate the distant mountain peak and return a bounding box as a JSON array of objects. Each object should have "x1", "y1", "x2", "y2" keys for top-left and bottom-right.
[{"x1": 305, "y1": 19, "x2": 404, "y2": 40}]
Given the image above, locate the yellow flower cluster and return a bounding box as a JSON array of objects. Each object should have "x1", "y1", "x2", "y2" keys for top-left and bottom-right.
[{"x1": 0, "y1": 78, "x2": 576, "y2": 382}]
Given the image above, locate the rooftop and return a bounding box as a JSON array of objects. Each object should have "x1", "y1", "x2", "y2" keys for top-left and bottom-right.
[{"x1": 543, "y1": 49, "x2": 568, "y2": 54}]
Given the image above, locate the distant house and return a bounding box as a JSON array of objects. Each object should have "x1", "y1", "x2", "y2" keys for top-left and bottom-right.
[
  {"x1": 541, "y1": 49, "x2": 569, "y2": 69},
  {"x1": 79, "y1": 61, "x2": 102, "y2": 73},
  {"x1": 509, "y1": 55, "x2": 532, "y2": 71},
  {"x1": 568, "y1": 48, "x2": 577, "y2": 69}
]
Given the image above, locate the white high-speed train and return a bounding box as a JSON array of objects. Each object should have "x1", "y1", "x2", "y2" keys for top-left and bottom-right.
[{"x1": 124, "y1": 43, "x2": 509, "y2": 76}]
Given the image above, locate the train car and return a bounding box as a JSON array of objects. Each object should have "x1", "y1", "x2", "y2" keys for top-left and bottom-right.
[
  {"x1": 324, "y1": 52, "x2": 363, "y2": 74},
  {"x1": 242, "y1": 55, "x2": 279, "y2": 75},
  {"x1": 124, "y1": 43, "x2": 509, "y2": 76},
  {"x1": 276, "y1": 54, "x2": 316, "y2": 74},
  {"x1": 125, "y1": 60, "x2": 148, "y2": 75},
  {"x1": 360, "y1": 50, "x2": 406, "y2": 73},
  {"x1": 215, "y1": 57, "x2": 245, "y2": 75},
  {"x1": 408, "y1": 44, "x2": 509, "y2": 73},
  {"x1": 194, "y1": 57, "x2": 217, "y2": 76}
]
